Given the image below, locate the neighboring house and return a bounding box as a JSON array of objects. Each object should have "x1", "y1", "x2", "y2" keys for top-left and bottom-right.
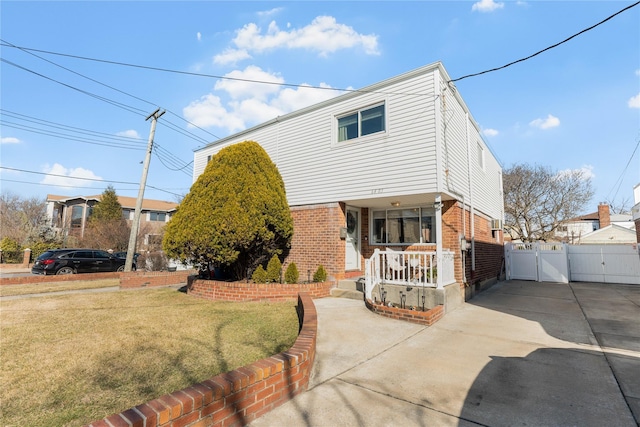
[
  {"x1": 575, "y1": 224, "x2": 637, "y2": 245},
  {"x1": 46, "y1": 194, "x2": 178, "y2": 250},
  {"x1": 193, "y1": 62, "x2": 505, "y2": 303},
  {"x1": 555, "y1": 203, "x2": 635, "y2": 244},
  {"x1": 633, "y1": 183, "x2": 640, "y2": 243}
]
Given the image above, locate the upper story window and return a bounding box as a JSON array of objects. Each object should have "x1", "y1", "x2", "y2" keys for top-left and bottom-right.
[
  {"x1": 149, "y1": 211, "x2": 166, "y2": 222},
  {"x1": 337, "y1": 103, "x2": 386, "y2": 142},
  {"x1": 122, "y1": 209, "x2": 132, "y2": 220}
]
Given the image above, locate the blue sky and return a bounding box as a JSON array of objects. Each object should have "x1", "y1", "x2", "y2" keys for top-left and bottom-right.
[{"x1": 1, "y1": 1, "x2": 639, "y2": 213}]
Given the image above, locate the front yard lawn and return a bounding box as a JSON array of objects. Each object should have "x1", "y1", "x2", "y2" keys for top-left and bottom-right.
[{"x1": 0, "y1": 287, "x2": 298, "y2": 427}]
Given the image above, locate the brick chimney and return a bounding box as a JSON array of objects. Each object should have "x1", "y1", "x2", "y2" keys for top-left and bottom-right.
[{"x1": 597, "y1": 203, "x2": 611, "y2": 228}]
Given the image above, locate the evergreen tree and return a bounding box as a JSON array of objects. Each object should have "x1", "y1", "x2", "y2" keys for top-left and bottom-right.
[
  {"x1": 163, "y1": 141, "x2": 293, "y2": 279},
  {"x1": 83, "y1": 186, "x2": 130, "y2": 250}
]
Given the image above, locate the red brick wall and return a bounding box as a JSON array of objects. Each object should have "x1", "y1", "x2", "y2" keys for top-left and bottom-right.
[
  {"x1": 88, "y1": 293, "x2": 318, "y2": 427},
  {"x1": 286, "y1": 203, "x2": 345, "y2": 281},
  {"x1": 636, "y1": 218, "x2": 640, "y2": 243},
  {"x1": 364, "y1": 299, "x2": 444, "y2": 326},
  {"x1": 187, "y1": 279, "x2": 335, "y2": 302},
  {"x1": 441, "y1": 201, "x2": 504, "y2": 288},
  {"x1": 0, "y1": 271, "x2": 121, "y2": 286},
  {"x1": 120, "y1": 271, "x2": 195, "y2": 288}
]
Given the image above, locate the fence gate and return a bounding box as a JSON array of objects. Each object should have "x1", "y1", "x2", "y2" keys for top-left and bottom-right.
[
  {"x1": 569, "y1": 244, "x2": 640, "y2": 285},
  {"x1": 505, "y1": 242, "x2": 569, "y2": 283}
]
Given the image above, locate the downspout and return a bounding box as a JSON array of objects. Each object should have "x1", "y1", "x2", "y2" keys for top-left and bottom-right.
[
  {"x1": 434, "y1": 69, "x2": 444, "y2": 289},
  {"x1": 466, "y1": 113, "x2": 475, "y2": 283}
]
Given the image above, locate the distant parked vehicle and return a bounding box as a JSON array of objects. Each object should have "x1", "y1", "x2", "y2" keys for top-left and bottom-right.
[
  {"x1": 113, "y1": 251, "x2": 141, "y2": 262},
  {"x1": 31, "y1": 249, "x2": 136, "y2": 275}
]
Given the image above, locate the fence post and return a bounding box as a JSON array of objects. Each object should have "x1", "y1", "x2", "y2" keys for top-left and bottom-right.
[{"x1": 23, "y1": 248, "x2": 32, "y2": 266}]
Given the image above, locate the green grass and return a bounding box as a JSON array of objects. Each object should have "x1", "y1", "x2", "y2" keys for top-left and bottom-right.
[
  {"x1": 0, "y1": 278, "x2": 120, "y2": 297},
  {"x1": 0, "y1": 287, "x2": 298, "y2": 427}
]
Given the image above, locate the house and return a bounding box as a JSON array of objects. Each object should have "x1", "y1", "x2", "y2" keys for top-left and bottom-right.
[
  {"x1": 555, "y1": 203, "x2": 635, "y2": 244},
  {"x1": 46, "y1": 194, "x2": 178, "y2": 250},
  {"x1": 632, "y1": 183, "x2": 640, "y2": 243},
  {"x1": 575, "y1": 224, "x2": 637, "y2": 245},
  {"x1": 193, "y1": 62, "x2": 505, "y2": 307}
]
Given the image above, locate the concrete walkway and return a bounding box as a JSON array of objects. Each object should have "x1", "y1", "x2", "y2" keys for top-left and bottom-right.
[{"x1": 251, "y1": 280, "x2": 640, "y2": 427}]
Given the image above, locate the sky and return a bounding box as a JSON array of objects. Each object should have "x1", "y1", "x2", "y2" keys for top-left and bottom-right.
[{"x1": 1, "y1": 1, "x2": 639, "y2": 214}]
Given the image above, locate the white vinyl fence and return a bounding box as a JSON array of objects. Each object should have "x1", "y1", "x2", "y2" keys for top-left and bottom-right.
[{"x1": 505, "y1": 243, "x2": 640, "y2": 285}]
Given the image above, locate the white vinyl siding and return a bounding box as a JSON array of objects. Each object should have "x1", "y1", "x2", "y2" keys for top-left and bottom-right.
[{"x1": 194, "y1": 62, "x2": 503, "y2": 221}]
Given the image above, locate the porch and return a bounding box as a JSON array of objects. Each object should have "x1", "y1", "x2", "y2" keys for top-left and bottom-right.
[{"x1": 364, "y1": 248, "x2": 457, "y2": 310}]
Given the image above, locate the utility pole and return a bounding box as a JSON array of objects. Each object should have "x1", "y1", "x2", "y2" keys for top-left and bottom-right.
[{"x1": 125, "y1": 108, "x2": 165, "y2": 272}]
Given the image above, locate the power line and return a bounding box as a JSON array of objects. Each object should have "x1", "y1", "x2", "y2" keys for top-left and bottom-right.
[
  {"x1": 0, "y1": 166, "x2": 185, "y2": 197},
  {"x1": 449, "y1": 1, "x2": 640, "y2": 83},
  {"x1": 2, "y1": 38, "x2": 219, "y2": 145},
  {"x1": 0, "y1": 42, "x2": 438, "y2": 98},
  {"x1": 607, "y1": 133, "x2": 640, "y2": 202}
]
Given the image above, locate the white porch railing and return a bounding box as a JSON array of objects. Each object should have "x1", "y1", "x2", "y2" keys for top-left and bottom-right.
[{"x1": 364, "y1": 248, "x2": 456, "y2": 301}]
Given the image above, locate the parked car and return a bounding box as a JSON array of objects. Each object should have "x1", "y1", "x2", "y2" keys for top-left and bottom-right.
[
  {"x1": 113, "y1": 251, "x2": 141, "y2": 262},
  {"x1": 31, "y1": 249, "x2": 136, "y2": 275}
]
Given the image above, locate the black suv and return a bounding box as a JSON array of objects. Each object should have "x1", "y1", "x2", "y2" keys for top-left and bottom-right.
[{"x1": 31, "y1": 249, "x2": 136, "y2": 275}]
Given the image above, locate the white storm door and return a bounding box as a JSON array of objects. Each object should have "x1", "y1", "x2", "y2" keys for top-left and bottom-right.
[{"x1": 345, "y1": 207, "x2": 361, "y2": 270}]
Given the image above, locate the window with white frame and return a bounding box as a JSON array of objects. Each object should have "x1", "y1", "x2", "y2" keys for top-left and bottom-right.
[
  {"x1": 371, "y1": 207, "x2": 436, "y2": 245},
  {"x1": 337, "y1": 103, "x2": 385, "y2": 142}
]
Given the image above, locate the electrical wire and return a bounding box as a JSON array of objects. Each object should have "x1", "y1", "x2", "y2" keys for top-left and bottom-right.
[
  {"x1": 449, "y1": 1, "x2": 640, "y2": 83},
  {"x1": 2, "y1": 38, "x2": 218, "y2": 146},
  {"x1": 606, "y1": 133, "x2": 640, "y2": 203},
  {"x1": 0, "y1": 166, "x2": 186, "y2": 197},
  {"x1": 0, "y1": 42, "x2": 439, "y2": 98}
]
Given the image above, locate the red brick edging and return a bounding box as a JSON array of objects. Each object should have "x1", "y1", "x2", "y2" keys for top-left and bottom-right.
[
  {"x1": 88, "y1": 292, "x2": 317, "y2": 427},
  {"x1": 187, "y1": 278, "x2": 335, "y2": 302},
  {"x1": 364, "y1": 298, "x2": 444, "y2": 326}
]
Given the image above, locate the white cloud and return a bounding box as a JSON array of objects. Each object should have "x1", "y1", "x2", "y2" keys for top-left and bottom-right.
[
  {"x1": 482, "y1": 128, "x2": 499, "y2": 137},
  {"x1": 214, "y1": 48, "x2": 252, "y2": 66},
  {"x1": 40, "y1": 163, "x2": 102, "y2": 188},
  {"x1": 183, "y1": 66, "x2": 343, "y2": 133},
  {"x1": 116, "y1": 129, "x2": 141, "y2": 139},
  {"x1": 257, "y1": 7, "x2": 283, "y2": 18},
  {"x1": 184, "y1": 94, "x2": 246, "y2": 132},
  {"x1": 472, "y1": 0, "x2": 505, "y2": 12},
  {"x1": 635, "y1": 69, "x2": 640, "y2": 76},
  {"x1": 628, "y1": 93, "x2": 640, "y2": 109},
  {"x1": 214, "y1": 66, "x2": 284, "y2": 101},
  {"x1": 197, "y1": 32, "x2": 202, "y2": 42},
  {"x1": 529, "y1": 114, "x2": 560, "y2": 130},
  {"x1": 557, "y1": 165, "x2": 595, "y2": 180},
  {"x1": 1, "y1": 137, "x2": 20, "y2": 144},
  {"x1": 214, "y1": 15, "x2": 379, "y2": 65}
]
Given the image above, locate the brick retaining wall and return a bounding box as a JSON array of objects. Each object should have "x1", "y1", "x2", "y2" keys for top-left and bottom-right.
[
  {"x1": 187, "y1": 278, "x2": 335, "y2": 302},
  {"x1": 120, "y1": 270, "x2": 195, "y2": 288},
  {"x1": 88, "y1": 292, "x2": 317, "y2": 427},
  {"x1": 364, "y1": 298, "x2": 444, "y2": 326}
]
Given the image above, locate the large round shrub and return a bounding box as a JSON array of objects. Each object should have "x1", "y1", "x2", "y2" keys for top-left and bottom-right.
[{"x1": 163, "y1": 141, "x2": 293, "y2": 279}]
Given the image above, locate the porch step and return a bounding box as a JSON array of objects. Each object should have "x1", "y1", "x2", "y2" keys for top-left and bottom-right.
[{"x1": 330, "y1": 279, "x2": 364, "y2": 300}]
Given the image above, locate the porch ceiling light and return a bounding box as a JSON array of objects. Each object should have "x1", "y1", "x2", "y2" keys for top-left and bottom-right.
[{"x1": 391, "y1": 201, "x2": 400, "y2": 207}]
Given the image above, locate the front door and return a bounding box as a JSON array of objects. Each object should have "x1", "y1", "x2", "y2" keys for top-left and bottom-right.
[{"x1": 345, "y1": 207, "x2": 360, "y2": 270}]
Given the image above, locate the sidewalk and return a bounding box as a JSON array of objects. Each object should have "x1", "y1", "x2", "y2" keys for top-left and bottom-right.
[{"x1": 250, "y1": 280, "x2": 639, "y2": 427}]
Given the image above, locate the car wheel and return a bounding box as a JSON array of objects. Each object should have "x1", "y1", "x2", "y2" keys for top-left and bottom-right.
[
  {"x1": 56, "y1": 267, "x2": 75, "y2": 275},
  {"x1": 117, "y1": 265, "x2": 125, "y2": 272}
]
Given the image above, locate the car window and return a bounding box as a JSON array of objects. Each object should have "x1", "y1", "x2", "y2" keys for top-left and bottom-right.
[
  {"x1": 37, "y1": 251, "x2": 57, "y2": 260},
  {"x1": 72, "y1": 251, "x2": 93, "y2": 258},
  {"x1": 93, "y1": 250, "x2": 111, "y2": 259}
]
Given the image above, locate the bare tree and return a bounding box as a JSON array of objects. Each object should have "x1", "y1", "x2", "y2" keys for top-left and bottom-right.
[
  {"x1": 0, "y1": 192, "x2": 52, "y2": 245},
  {"x1": 605, "y1": 197, "x2": 631, "y2": 215},
  {"x1": 81, "y1": 186, "x2": 130, "y2": 251},
  {"x1": 503, "y1": 164, "x2": 594, "y2": 242}
]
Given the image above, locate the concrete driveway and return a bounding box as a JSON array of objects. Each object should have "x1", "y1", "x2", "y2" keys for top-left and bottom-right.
[{"x1": 251, "y1": 280, "x2": 639, "y2": 427}]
